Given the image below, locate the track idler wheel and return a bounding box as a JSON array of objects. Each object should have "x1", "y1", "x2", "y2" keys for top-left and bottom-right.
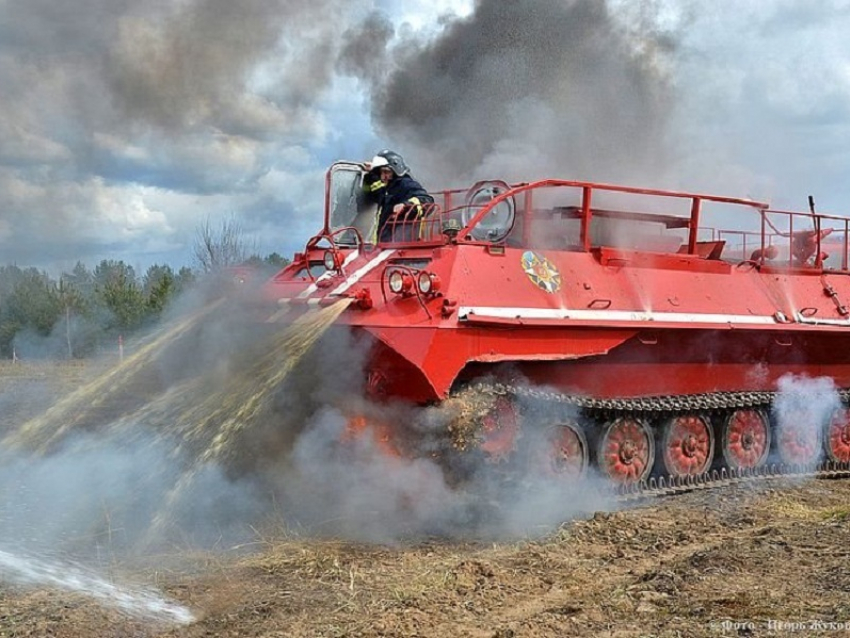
[
  {"x1": 824, "y1": 407, "x2": 850, "y2": 463},
  {"x1": 539, "y1": 422, "x2": 588, "y2": 479},
  {"x1": 721, "y1": 409, "x2": 770, "y2": 469},
  {"x1": 598, "y1": 417, "x2": 654, "y2": 484},
  {"x1": 660, "y1": 414, "x2": 715, "y2": 477}
]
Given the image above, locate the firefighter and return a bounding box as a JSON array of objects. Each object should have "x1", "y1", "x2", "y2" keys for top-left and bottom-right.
[{"x1": 363, "y1": 149, "x2": 433, "y2": 242}]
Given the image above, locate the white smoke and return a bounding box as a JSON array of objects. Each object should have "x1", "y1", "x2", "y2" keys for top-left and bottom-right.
[
  {"x1": 272, "y1": 388, "x2": 616, "y2": 543},
  {"x1": 771, "y1": 373, "x2": 840, "y2": 465}
]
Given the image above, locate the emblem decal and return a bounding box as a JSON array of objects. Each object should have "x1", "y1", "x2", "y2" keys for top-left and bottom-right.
[{"x1": 521, "y1": 250, "x2": 561, "y2": 293}]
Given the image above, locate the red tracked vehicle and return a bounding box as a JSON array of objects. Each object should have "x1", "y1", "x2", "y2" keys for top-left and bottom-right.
[{"x1": 259, "y1": 161, "x2": 850, "y2": 484}]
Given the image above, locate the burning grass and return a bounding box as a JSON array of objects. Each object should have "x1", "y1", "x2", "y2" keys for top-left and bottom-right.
[{"x1": 441, "y1": 384, "x2": 501, "y2": 451}]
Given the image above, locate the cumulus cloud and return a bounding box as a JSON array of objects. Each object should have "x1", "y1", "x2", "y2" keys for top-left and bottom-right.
[
  {"x1": 0, "y1": 0, "x2": 360, "y2": 272},
  {"x1": 2, "y1": 0, "x2": 850, "y2": 272},
  {"x1": 663, "y1": 0, "x2": 850, "y2": 207}
]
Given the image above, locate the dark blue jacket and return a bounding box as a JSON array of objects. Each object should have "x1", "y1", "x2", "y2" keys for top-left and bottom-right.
[{"x1": 364, "y1": 174, "x2": 434, "y2": 242}]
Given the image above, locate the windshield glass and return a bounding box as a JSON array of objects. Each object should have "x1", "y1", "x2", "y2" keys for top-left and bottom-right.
[{"x1": 328, "y1": 163, "x2": 375, "y2": 245}]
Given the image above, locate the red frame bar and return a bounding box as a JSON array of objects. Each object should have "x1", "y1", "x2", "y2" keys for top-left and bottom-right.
[
  {"x1": 321, "y1": 162, "x2": 850, "y2": 273},
  {"x1": 688, "y1": 198, "x2": 702, "y2": 255},
  {"x1": 457, "y1": 179, "x2": 768, "y2": 251}
]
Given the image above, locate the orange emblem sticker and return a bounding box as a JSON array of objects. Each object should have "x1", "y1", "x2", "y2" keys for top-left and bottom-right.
[{"x1": 521, "y1": 250, "x2": 561, "y2": 293}]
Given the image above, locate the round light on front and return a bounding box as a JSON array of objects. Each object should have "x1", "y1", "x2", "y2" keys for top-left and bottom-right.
[
  {"x1": 388, "y1": 270, "x2": 404, "y2": 294},
  {"x1": 417, "y1": 271, "x2": 432, "y2": 294},
  {"x1": 323, "y1": 250, "x2": 337, "y2": 270}
]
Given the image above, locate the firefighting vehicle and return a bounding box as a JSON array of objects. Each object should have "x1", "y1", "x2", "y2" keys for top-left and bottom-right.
[{"x1": 257, "y1": 161, "x2": 850, "y2": 484}]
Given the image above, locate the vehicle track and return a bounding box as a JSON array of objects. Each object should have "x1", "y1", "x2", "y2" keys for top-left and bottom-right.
[{"x1": 464, "y1": 381, "x2": 850, "y2": 502}]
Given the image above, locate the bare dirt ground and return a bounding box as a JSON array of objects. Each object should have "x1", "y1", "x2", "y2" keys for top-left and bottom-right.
[{"x1": 2, "y1": 364, "x2": 850, "y2": 638}]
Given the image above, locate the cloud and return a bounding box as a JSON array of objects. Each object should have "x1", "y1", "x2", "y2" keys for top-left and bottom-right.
[
  {"x1": 0, "y1": 0, "x2": 365, "y2": 272},
  {"x1": 2, "y1": 0, "x2": 850, "y2": 273},
  {"x1": 663, "y1": 0, "x2": 850, "y2": 206}
]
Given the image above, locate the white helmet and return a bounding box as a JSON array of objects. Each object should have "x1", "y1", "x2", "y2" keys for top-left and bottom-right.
[{"x1": 370, "y1": 149, "x2": 409, "y2": 176}]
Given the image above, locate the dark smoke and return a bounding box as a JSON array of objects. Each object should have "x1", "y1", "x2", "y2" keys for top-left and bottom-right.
[
  {"x1": 1, "y1": 0, "x2": 682, "y2": 269},
  {"x1": 337, "y1": 11, "x2": 396, "y2": 87},
  {"x1": 5, "y1": 0, "x2": 848, "y2": 272},
  {"x1": 345, "y1": 0, "x2": 677, "y2": 186}
]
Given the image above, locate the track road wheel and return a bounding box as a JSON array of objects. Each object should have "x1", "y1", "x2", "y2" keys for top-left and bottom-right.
[
  {"x1": 598, "y1": 417, "x2": 654, "y2": 484},
  {"x1": 660, "y1": 414, "x2": 715, "y2": 477},
  {"x1": 479, "y1": 397, "x2": 519, "y2": 462},
  {"x1": 825, "y1": 408, "x2": 850, "y2": 463},
  {"x1": 540, "y1": 422, "x2": 588, "y2": 479},
  {"x1": 776, "y1": 411, "x2": 823, "y2": 466},
  {"x1": 722, "y1": 409, "x2": 770, "y2": 469}
]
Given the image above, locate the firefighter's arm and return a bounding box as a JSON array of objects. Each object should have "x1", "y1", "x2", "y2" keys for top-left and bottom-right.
[
  {"x1": 362, "y1": 172, "x2": 385, "y2": 204},
  {"x1": 393, "y1": 197, "x2": 425, "y2": 218}
]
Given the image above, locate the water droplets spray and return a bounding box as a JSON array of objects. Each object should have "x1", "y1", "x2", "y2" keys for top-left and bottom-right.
[{"x1": 0, "y1": 548, "x2": 194, "y2": 624}]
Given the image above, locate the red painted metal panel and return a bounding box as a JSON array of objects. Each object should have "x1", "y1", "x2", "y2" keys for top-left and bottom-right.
[{"x1": 262, "y1": 169, "x2": 850, "y2": 408}]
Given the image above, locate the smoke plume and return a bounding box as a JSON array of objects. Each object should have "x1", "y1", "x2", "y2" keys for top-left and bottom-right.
[
  {"x1": 269, "y1": 374, "x2": 615, "y2": 544},
  {"x1": 0, "y1": 283, "x2": 615, "y2": 554},
  {"x1": 772, "y1": 373, "x2": 840, "y2": 466},
  {"x1": 4, "y1": 0, "x2": 850, "y2": 270},
  {"x1": 347, "y1": 0, "x2": 677, "y2": 186},
  {"x1": 0, "y1": 0, "x2": 684, "y2": 269}
]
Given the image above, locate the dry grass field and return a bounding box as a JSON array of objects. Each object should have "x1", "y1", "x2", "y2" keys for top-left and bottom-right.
[
  {"x1": 1, "y1": 479, "x2": 850, "y2": 637},
  {"x1": 2, "y1": 362, "x2": 850, "y2": 637}
]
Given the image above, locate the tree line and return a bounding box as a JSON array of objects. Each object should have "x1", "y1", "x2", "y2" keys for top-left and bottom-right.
[{"x1": 0, "y1": 216, "x2": 290, "y2": 360}]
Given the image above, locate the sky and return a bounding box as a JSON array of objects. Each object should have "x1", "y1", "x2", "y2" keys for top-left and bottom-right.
[{"x1": 2, "y1": 0, "x2": 850, "y2": 276}]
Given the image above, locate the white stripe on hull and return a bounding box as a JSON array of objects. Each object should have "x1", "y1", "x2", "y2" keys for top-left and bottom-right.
[
  {"x1": 295, "y1": 249, "x2": 363, "y2": 299},
  {"x1": 458, "y1": 306, "x2": 781, "y2": 326},
  {"x1": 330, "y1": 249, "x2": 396, "y2": 296}
]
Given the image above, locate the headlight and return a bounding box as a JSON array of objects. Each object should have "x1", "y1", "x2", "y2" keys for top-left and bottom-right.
[
  {"x1": 417, "y1": 271, "x2": 441, "y2": 295},
  {"x1": 388, "y1": 270, "x2": 404, "y2": 294},
  {"x1": 324, "y1": 249, "x2": 342, "y2": 271},
  {"x1": 388, "y1": 269, "x2": 413, "y2": 295}
]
